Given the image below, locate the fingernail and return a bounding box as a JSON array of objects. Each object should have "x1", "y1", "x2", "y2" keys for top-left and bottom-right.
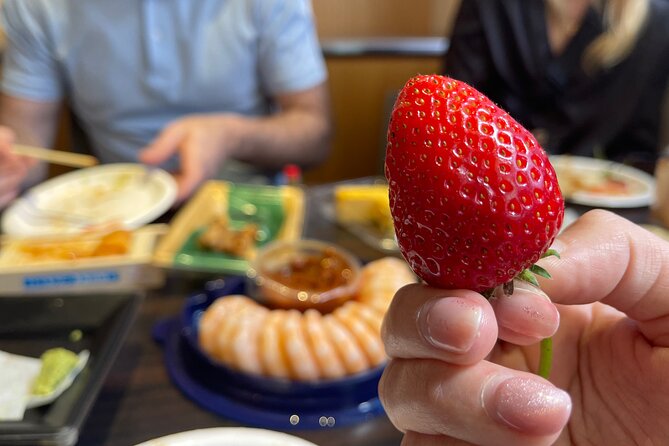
[
  {"x1": 482, "y1": 376, "x2": 571, "y2": 435},
  {"x1": 491, "y1": 284, "x2": 559, "y2": 339},
  {"x1": 418, "y1": 297, "x2": 483, "y2": 353}
]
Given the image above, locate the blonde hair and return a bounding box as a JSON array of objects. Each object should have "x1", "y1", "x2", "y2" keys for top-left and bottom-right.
[{"x1": 583, "y1": 0, "x2": 650, "y2": 72}]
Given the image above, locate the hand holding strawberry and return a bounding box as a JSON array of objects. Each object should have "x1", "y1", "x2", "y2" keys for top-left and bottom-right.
[
  {"x1": 380, "y1": 75, "x2": 669, "y2": 446},
  {"x1": 379, "y1": 211, "x2": 669, "y2": 446}
]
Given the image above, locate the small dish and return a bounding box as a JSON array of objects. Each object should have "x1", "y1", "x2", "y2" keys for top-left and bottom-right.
[
  {"x1": 246, "y1": 239, "x2": 361, "y2": 313},
  {"x1": 156, "y1": 278, "x2": 385, "y2": 430},
  {"x1": 153, "y1": 181, "x2": 305, "y2": 275}
]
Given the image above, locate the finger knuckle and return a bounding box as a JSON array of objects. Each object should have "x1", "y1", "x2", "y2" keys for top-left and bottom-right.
[
  {"x1": 424, "y1": 370, "x2": 447, "y2": 413},
  {"x1": 378, "y1": 360, "x2": 396, "y2": 406},
  {"x1": 378, "y1": 359, "x2": 406, "y2": 422}
]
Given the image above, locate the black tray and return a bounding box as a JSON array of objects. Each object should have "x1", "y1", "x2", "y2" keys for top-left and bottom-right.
[{"x1": 0, "y1": 293, "x2": 142, "y2": 446}]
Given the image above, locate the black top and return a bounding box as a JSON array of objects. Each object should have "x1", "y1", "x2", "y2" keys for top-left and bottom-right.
[{"x1": 443, "y1": 0, "x2": 669, "y2": 171}]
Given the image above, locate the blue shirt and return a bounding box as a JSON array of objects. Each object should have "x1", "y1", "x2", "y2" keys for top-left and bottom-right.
[{"x1": 0, "y1": 0, "x2": 327, "y2": 168}]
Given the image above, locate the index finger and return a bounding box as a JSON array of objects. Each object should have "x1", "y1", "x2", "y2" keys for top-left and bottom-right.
[
  {"x1": 139, "y1": 123, "x2": 184, "y2": 166},
  {"x1": 172, "y1": 135, "x2": 205, "y2": 202},
  {"x1": 538, "y1": 209, "x2": 669, "y2": 346}
]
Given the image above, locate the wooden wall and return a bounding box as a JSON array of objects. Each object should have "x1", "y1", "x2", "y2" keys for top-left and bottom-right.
[
  {"x1": 304, "y1": 0, "x2": 461, "y2": 184},
  {"x1": 312, "y1": 0, "x2": 460, "y2": 38},
  {"x1": 311, "y1": 57, "x2": 442, "y2": 183}
]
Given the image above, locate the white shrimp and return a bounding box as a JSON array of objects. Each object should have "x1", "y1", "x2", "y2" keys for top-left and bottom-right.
[
  {"x1": 357, "y1": 257, "x2": 415, "y2": 311},
  {"x1": 333, "y1": 302, "x2": 386, "y2": 366},
  {"x1": 229, "y1": 303, "x2": 269, "y2": 375},
  {"x1": 280, "y1": 310, "x2": 320, "y2": 381},
  {"x1": 198, "y1": 298, "x2": 231, "y2": 356},
  {"x1": 302, "y1": 309, "x2": 347, "y2": 379},
  {"x1": 214, "y1": 297, "x2": 258, "y2": 365},
  {"x1": 345, "y1": 301, "x2": 385, "y2": 334},
  {"x1": 322, "y1": 314, "x2": 370, "y2": 374},
  {"x1": 258, "y1": 310, "x2": 292, "y2": 379}
]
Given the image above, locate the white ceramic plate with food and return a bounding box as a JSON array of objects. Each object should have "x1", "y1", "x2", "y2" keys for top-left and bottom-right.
[
  {"x1": 1, "y1": 164, "x2": 177, "y2": 236},
  {"x1": 550, "y1": 155, "x2": 655, "y2": 208},
  {"x1": 134, "y1": 427, "x2": 318, "y2": 446}
]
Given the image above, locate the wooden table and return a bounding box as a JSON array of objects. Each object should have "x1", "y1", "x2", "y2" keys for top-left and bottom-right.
[{"x1": 75, "y1": 186, "x2": 655, "y2": 446}]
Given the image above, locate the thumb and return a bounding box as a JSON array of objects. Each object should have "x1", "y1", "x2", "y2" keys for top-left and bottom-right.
[
  {"x1": 538, "y1": 209, "x2": 669, "y2": 347},
  {"x1": 139, "y1": 123, "x2": 185, "y2": 166}
]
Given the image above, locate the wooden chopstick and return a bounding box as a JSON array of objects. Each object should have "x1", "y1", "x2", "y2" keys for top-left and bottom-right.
[{"x1": 12, "y1": 144, "x2": 99, "y2": 168}]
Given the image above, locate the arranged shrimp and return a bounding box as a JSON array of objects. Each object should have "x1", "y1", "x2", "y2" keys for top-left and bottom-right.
[
  {"x1": 197, "y1": 256, "x2": 415, "y2": 381},
  {"x1": 198, "y1": 298, "x2": 230, "y2": 355},
  {"x1": 259, "y1": 310, "x2": 292, "y2": 379},
  {"x1": 280, "y1": 310, "x2": 320, "y2": 381},
  {"x1": 229, "y1": 303, "x2": 269, "y2": 375},
  {"x1": 322, "y1": 314, "x2": 370, "y2": 375},
  {"x1": 357, "y1": 257, "x2": 415, "y2": 311},
  {"x1": 214, "y1": 297, "x2": 259, "y2": 364},
  {"x1": 200, "y1": 295, "x2": 250, "y2": 359},
  {"x1": 303, "y1": 309, "x2": 347, "y2": 379},
  {"x1": 333, "y1": 302, "x2": 386, "y2": 366},
  {"x1": 345, "y1": 301, "x2": 385, "y2": 334}
]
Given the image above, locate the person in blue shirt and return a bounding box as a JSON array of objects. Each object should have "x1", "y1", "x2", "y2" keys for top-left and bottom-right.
[{"x1": 0, "y1": 0, "x2": 331, "y2": 208}]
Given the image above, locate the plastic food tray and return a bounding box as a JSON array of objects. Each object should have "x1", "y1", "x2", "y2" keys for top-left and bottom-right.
[
  {"x1": 0, "y1": 293, "x2": 142, "y2": 445},
  {"x1": 153, "y1": 181, "x2": 305, "y2": 275},
  {"x1": 0, "y1": 225, "x2": 166, "y2": 296}
]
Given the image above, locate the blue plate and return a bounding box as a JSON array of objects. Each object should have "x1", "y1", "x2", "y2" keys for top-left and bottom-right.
[{"x1": 154, "y1": 278, "x2": 386, "y2": 430}]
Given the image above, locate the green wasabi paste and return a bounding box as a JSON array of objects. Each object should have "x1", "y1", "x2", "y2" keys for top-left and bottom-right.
[{"x1": 31, "y1": 348, "x2": 79, "y2": 396}]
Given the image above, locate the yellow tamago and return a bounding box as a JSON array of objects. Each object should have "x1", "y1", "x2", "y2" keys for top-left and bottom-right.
[{"x1": 334, "y1": 185, "x2": 393, "y2": 233}]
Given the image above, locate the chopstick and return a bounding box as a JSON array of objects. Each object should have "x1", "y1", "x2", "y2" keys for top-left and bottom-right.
[{"x1": 12, "y1": 144, "x2": 99, "y2": 168}]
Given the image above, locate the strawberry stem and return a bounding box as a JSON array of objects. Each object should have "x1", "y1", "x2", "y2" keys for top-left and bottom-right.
[
  {"x1": 541, "y1": 249, "x2": 561, "y2": 260},
  {"x1": 488, "y1": 248, "x2": 559, "y2": 379},
  {"x1": 538, "y1": 337, "x2": 553, "y2": 379},
  {"x1": 502, "y1": 281, "x2": 514, "y2": 295},
  {"x1": 517, "y1": 269, "x2": 539, "y2": 287}
]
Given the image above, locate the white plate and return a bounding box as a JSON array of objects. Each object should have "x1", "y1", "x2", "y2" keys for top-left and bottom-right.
[
  {"x1": 2, "y1": 164, "x2": 177, "y2": 236},
  {"x1": 550, "y1": 155, "x2": 655, "y2": 208},
  {"x1": 134, "y1": 427, "x2": 319, "y2": 446}
]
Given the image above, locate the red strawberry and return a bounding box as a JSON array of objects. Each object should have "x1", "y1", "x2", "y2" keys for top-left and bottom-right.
[{"x1": 385, "y1": 74, "x2": 564, "y2": 293}]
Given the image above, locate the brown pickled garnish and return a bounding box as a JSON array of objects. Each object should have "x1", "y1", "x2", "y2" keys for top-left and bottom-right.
[{"x1": 264, "y1": 247, "x2": 353, "y2": 292}]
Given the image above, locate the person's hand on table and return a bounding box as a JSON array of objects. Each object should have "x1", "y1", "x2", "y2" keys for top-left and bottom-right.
[
  {"x1": 139, "y1": 114, "x2": 244, "y2": 203},
  {"x1": 0, "y1": 126, "x2": 37, "y2": 208},
  {"x1": 379, "y1": 209, "x2": 669, "y2": 445}
]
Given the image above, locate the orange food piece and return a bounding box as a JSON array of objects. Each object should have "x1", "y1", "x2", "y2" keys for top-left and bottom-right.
[
  {"x1": 91, "y1": 230, "x2": 132, "y2": 256},
  {"x1": 18, "y1": 229, "x2": 132, "y2": 261}
]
